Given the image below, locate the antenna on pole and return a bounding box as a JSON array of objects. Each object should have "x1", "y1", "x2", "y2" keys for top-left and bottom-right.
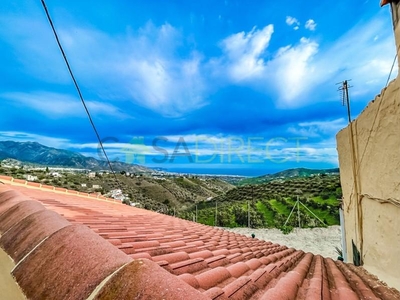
[{"x1": 337, "y1": 79, "x2": 353, "y2": 124}]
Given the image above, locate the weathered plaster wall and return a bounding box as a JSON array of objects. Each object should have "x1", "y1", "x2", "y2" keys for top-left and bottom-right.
[{"x1": 336, "y1": 75, "x2": 400, "y2": 290}]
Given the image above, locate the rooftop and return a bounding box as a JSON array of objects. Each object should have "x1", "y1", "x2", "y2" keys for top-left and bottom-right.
[{"x1": 0, "y1": 176, "x2": 399, "y2": 299}]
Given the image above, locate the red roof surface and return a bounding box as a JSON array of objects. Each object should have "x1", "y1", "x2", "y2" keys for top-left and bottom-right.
[{"x1": 0, "y1": 181, "x2": 399, "y2": 300}]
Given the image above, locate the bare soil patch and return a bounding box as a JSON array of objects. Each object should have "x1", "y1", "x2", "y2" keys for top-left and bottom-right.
[{"x1": 223, "y1": 225, "x2": 342, "y2": 259}]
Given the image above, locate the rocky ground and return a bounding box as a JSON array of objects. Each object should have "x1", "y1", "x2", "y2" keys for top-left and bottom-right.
[{"x1": 223, "y1": 225, "x2": 342, "y2": 259}]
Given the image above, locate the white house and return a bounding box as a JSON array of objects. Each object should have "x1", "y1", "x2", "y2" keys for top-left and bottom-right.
[{"x1": 23, "y1": 174, "x2": 38, "y2": 181}]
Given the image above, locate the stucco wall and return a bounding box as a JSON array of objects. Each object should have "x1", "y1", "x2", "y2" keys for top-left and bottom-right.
[{"x1": 336, "y1": 75, "x2": 400, "y2": 290}]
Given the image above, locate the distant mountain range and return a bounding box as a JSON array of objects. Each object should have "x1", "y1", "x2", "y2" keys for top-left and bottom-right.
[
  {"x1": 0, "y1": 141, "x2": 152, "y2": 173},
  {"x1": 237, "y1": 167, "x2": 340, "y2": 185}
]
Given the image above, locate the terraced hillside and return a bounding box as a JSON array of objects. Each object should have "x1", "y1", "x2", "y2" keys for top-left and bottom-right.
[{"x1": 180, "y1": 174, "x2": 342, "y2": 229}]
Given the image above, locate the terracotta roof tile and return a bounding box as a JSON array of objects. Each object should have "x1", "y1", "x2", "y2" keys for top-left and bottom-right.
[
  {"x1": 227, "y1": 262, "x2": 251, "y2": 278},
  {"x1": 246, "y1": 258, "x2": 263, "y2": 270},
  {"x1": 188, "y1": 249, "x2": 214, "y2": 259},
  {"x1": 13, "y1": 224, "x2": 132, "y2": 300},
  {"x1": 170, "y1": 257, "x2": 209, "y2": 275},
  {"x1": 178, "y1": 273, "x2": 200, "y2": 288},
  {"x1": 0, "y1": 190, "x2": 30, "y2": 215},
  {"x1": 0, "y1": 209, "x2": 70, "y2": 262},
  {"x1": 1, "y1": 184, "x2": 399, "y2": 299},
  {"x1": 94, "y1": 259, "x2": 208, "y2": 300},
  {"x1": 196, "y1": 266, "x2": 232, "y2": 290},
  {"x1": 223, "y1": 276, "x2": 258, "y2": 299},
  {"x1": 153, "y1": 251, "x2": 190, "y2": 264},
  {"x1": 204, "y1": 286, "x2": 227, "y2": 299},
  {"x1": 205, "y1": 254, "x2": 230, "y2": 268},
  {"x1": 0, "y1": 200, "x2": 45, "y2": 234}
]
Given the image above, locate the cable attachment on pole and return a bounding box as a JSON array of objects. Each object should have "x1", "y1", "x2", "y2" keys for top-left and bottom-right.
[{"x1": 336, "y1": 80, "x2": 353, "y2": 124}]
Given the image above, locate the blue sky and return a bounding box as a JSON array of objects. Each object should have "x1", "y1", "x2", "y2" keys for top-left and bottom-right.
[{"x1": 0, "y1": 0, "x2": 397, "y2": 176}]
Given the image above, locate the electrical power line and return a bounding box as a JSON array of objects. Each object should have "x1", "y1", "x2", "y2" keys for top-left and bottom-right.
[{"x1": 40, "y1": 0, "x2": 121, "y2": 188}]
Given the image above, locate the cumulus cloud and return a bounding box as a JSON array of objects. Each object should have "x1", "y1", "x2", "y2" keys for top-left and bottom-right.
[
  {"x1": 214, "y1": 28, "x2": 324, "y2": 107},
  {"x1": 219, "y1": 25, "x2": 274, "y2": 82},
  {"x1": 59, "y1": 22, "x2": 208, "y2": 117},
  {"x1": 305, "y1": 19, "x2": 317, "y2": 31},
  {"x1": 212, "y1": 13, "x2": 396, "y2": 109},
  {"x1": 286, "y1": 16, "x2": 299, "y2": 26},
  {"x1": 266, "y1": 37, "x2": 319, "y2": 105},
  {"x1": 286, "y1": 16, "x2": 300, "y2": 30},
  {"x1": 217, "y1": 30, "x2": 320, "y2": 106}
]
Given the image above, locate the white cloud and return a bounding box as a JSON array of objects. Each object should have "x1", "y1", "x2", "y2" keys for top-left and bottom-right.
[
  {"x1": 305, "y1": 19, "x2": 317, "y2": 31},
  {"x1": 2, "y1": 91, "x2": 129, "y2": 119},
  {"x1": 286, "y1": 16, "x2": 300, "y2": 27},
  {"x1": 213, "y1": 25, "x2": 321, "y2": 106},
  {"x1": 219, "y1": 25, "x2": 274, "y2": 82},
  {"x1": 56, "y1": 22, "x2": 208, "y2": 117},
  {"x1": 266, "y1": 37, "x2": 319, "y2": 105},
  {"x1": 212, "y1": 13, "x2": 396, "y2": 109},
  {"x1": 122, "y1": 53, "x2": 205, "y2": 116},
  {"x1": 275, "y1": 16, "x2": 394, "y2": 107}
]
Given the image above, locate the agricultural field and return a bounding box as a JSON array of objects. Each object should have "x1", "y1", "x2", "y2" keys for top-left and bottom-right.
[{"x1": 180, "y1": 174, "x2": 342, "y2": 231}]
